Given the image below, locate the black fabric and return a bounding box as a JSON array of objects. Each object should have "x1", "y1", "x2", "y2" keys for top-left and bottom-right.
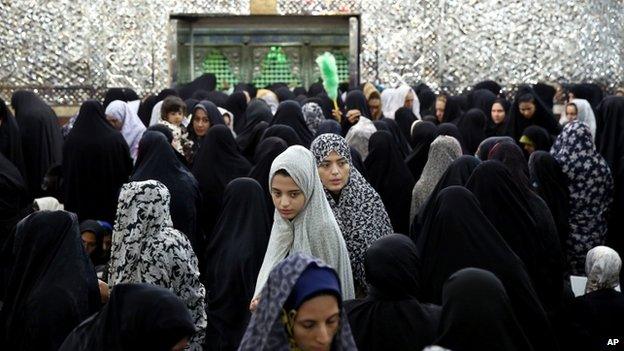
[
  {"x1": 0, "y1": 211, "x2": 100, "y2": 351},
  {"x1": 204, "y1": 178, "x2": 271, "y2": 351},
  {"x1": 364, "y1": 130, "x2": 415, "y2": 234},
  {"x1": 191, "y1": 125, "x2": 251, "y2": 245},
  {"x1": 131, "y1": 131, "x2": 201, "y2": 252},
  {"x1": 177, "y1": 73, "x2": 217, "y2": 100},
  {"x1": 342, "y1": 90, "x2": 372, "y2": 135},
  {"x1": 487, "y1": 141, "x2": 531, "y2": 189},
  {"x1": 261, "y1": 124, "x2": 302, "y2": 146},
  {"x1": 456, "y1": 108, "x2": 487, "y2": 155},
  {"x1": 417, "y1": 186, "x2": 557, "y2": 351},
  {"x1": 248, "y1": 137, "x2": 288, "y2": 216},
  {"x1": 473, "y1": 80, "x2": 502, "y2": 96},
  {"x1": 274, "y1": 87, "x2": 295, "y2": 102},
  {"x1": 269, "y1": 101, "x2": 313, "y2": 147},
  {"x1": 0, "y1": 153, "x2": 32, "y2": 250},
  {"x1": 62, "y1": 100, "x2": 132, "y2": 223},
  {"x1": 468, "y1": 88, "x2": 497, "y2": 117},
  {"x1": 185, "y1": 98, "x2": 200, "y2": 117},
  {"x1": 466, "y1": 161, "x2": 564, "y2": 312},
  {"x1": 436, "y1": 122, "x2": 467, "y2": 154},
  {"x1": 205, "y1": 91, "x2": 229, "y2": 108},
  {"x1": 435, "y1": 268, "x2": 534, "y2": 351},
  {"x1": 59, "y1": 283, "x2": 196, "y2": 351},
  {"x1": 146, "y1": 124, "x2": 174, "y2": 143},
  {"x1": 236, "y1": 99, "x2": 272, "y2": 162},
  {"x1": 441, "y1": 96, "x2": 462, "y2": 124},
  {"x1": 345, "y1": 234, "x2": 440, "y2": 351},
  {"x1": 528, "y1": 151, "x2": 570, "y2": 255},
  {"x1": 308, "y1": 82, "x2": 326, "y2": 97},
  {"x1": 414, "y1": 84, "x2": 436, "y2": 116},
  {"x1": 316, "y1": 93, "x2": 336, "y2": 120},
  {"x1": 103, "y1": 87, "x2": 137, "y2": 109},
  {"x1": 0, "y1": 97, "x2": 25, "y2": 176},
  {"x1": 10, "y1": 91, "x2": 63, "y2": 197},
  {"x1": 315, "y1": 119, "x2": 342, "y2": 136},
  {"x1": 138, "y1": 95, "x2": 157, "y2": 127},
  {"x1": 293, "y1": 87, "x2": 307, "y2": 97},
  {"x1": 225, "y1": 92, "x2": 248, "y2": 134},
  {"x1": 504, "y1": 86, "x2": 561, "y2": 141},
  {"x1": 568, "y1": 289, "x2": 624, "y2": 351},
  {"x1": 405, "y1": 121, "x2": 438, "y2": 179},
  {"x1": 533, "y1": 83, "x2": 556, "y2": 110},
  {"x1": 569, "y1": 83, "x2": 604, "y2": 110},
  {"x1": 79, "y1": 219, "x2": 109, "y2": 266},
  {"x1": 475, "y1": 136, "x2": 514, "y2": 160},
  {"x1": 349, "y1": 146, "x2": 367, "y2": 178},
  {"x1": 374, "y1": 118, "x2": 411, "y2": 158},
  {"x1": 234, "y1": 83, "x2": 257, "y2": 99},
  {"x1": 410, "y1": 155, "x2": 480, "y2": 244},
  {"x1": 522, "y1": 125, "x2": 552, "y2": 152},
  {"x1": 596, "y1": 96, "x2": 624, "y2": 271},
  {"x1": 394, "y1": 107, "x2": 417, "y2": 142}
]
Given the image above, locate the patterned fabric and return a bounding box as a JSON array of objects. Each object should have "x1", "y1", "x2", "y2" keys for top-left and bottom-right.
[
  {"x1": 302, "y1": 102, "x2": 324, "y2": 135},
  {"x1": 410, "y1": 135, "x2": 462, "y2": 226},
  {"x1": 253, "y1": 146, "x2": 355, "y2": 300},
  {"x1": 239, "y1": 253, "x2": 357, "y2": 351},
  {"x1": 585, "y1": 246, "x2": 621, "y2": 294},
  {"x1": 108, "y1": 180, "x2": 207, "y2": 350},
  {"x1": 551, "y1": 122, "x2": 613, "y2": 274},
  {"x1": 158, "y1": 119, "x2": 194, "y2": 162},
  {"x1": 310, "y1": 133, "x2": 393, "y2": 292}
]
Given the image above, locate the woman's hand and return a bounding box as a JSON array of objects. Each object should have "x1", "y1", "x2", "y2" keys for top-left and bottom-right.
[
  {"x1": 249, "y1": 296, "x2": 260, "y2": 312},
  {"x1": 98, "y1": 279, "x2": 110, "y2": 304},
  {"x1": 331, "y1": 108, "x2": 343, "y2": 123},
  {"x1": 346, "y1": 109, "x2": 361, "y2": 124}
]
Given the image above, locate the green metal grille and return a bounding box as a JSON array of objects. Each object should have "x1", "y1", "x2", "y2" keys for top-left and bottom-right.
[
  {"x1": 252, "y1": 46, "x2": 302, "y2": 88},
  {"x1": 202, "y1": 49, "x2": 239, "y2": 91}
]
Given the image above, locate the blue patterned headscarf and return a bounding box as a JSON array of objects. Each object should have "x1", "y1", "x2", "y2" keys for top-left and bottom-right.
[{"x1": 239, "y1": 253, "x2": 357, "y2": 351}]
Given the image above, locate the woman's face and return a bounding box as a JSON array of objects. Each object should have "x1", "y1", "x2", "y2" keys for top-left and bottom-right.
[
  {"x1": 318, "y1": 151, "x2": 350, "y2": 194},
  {"x1": 368, "y1": 98, "x2": 381, "y2": 120},
  {"x1": 271, "y1": 174, "x2": 306, "y2": 220},
  {"x1": 519, "y1": 101, "x2": 536, "y2": 119},
  {"x1": 170, "y1": 337, "x2": 189, "y2": 351},
  {"x1": 192, "y1": 109, "x2": 210, "y2": 137},
  {"x1": 435, "y1": 100, "x2": 446, "y2": 122},
  {"x1": 106, "y1": 115, "x2": 123, "y2": 130},
  {"x1": 404, "y1": 90, "x2": 415, "y2": 109},
  {"x1": 566, "y1": 104, "x2": 578, "y2": 121},
  {"x1": 81, "y1": 231, "x2": 97, "y2": 255},
  {"x1": 490, "y1": 102, "x2": 506, "y2": 124},
  {"x1": 293, "y1": 295, "x2": 340, "y2": 351},
  {"x1": 523, "y1": 142, "x2": 536, "y2": 155}
]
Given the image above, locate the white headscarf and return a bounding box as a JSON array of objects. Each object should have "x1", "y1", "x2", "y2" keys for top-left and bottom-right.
[
  {"x1": 105, "y1": 100, "x2": 146, "y2": 161},
  {"x1": 560, "y1": 98, "x2": 597, "y2": 141},
  {"x1": 149, "y1": 100, "x2": 163, "y2": 127},
  {"x1": 381, "y1": 84, "x2": 421, "y2": 120},
  {"x1": 585, "y1": 245, "x2": 621, "y2": 294},
  {"x1": 34, "y1": 197, "x2": 64, "y2": 211},
  {"x1": 345, "y1": 116, "x2": 377, "y2": 160},
  {"x1": 410, "y1": 135, "x2": 462, "y2": 225},
  {"x1": 253, "y1": 145, "x2": 355, "y2": 300}
]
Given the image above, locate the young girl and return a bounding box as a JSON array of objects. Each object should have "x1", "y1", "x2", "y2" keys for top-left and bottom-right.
[
  {"x1": 158, "y1": 96, "x2": 194, "y2": 162},
  {"x1": 250, "y1": 146, "x2": 355, "y2": 310}
]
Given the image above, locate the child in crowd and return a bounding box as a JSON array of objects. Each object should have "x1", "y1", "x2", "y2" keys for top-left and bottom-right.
[{"x1": 158, "y1": 96, "x2": 194, "y2": 162}]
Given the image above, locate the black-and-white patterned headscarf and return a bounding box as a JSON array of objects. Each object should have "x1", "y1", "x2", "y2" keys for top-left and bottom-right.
[
  {"x1": 239, "y1": 252, "x2": 357, "y2": 350},
  {"x1": 302, "y1": 102, "x2": 324, "y2": 135},
  {"x1": 311, "y1": 133, "x2": 393, "y2": 292}
]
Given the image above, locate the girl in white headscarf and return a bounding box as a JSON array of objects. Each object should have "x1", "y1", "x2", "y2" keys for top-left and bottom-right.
[
  {"x1": 381, "y1": 85, "x2": 421, "y2": 120},
  {"x1": 559, "y1": 98, "x2": 597, "y2": 141},
  {"x1": 105, "y1": 100, "x2": 146, "y2": 161},
  {"x1": 251, "y1": 146, "x2": 355, "y2": 308},
  {"x1": 410, "y1": 135, "x2": 462, "y2": 226}
]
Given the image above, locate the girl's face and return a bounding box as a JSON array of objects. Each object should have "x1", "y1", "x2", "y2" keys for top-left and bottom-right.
[
  {"x1": 490, "y1": 102, "x2": 506, "y2": 125},
  {"x1": 81, "y1": 231, "x2": 97, "y2": 255},
  {"x1": 435, "y1": 99, "x2": 446, "y2": 122},
  {"x1": 566, "y1": 104, "x2": 578, "y2": 121},
  {"x1": 271, "y1": 174, "x2": 306, "y2": 220},
  {"x1": 317, "y1": 151, "x2": 350, "y2": 194},
  {"x1": 519, "y1": 101, "x2": 536, "y2": 119},
  {"x1": 292, "y1": 295, "x2": 340, "y2": 351},
  {"x1": 166, "y1": 111, "x2": 184, "y2": 125},
  {"x1": 192, "y1": 109, "x2": 210, "y2": 137}
]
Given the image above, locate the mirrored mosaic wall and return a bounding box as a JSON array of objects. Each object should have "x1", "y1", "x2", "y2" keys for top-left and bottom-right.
[{"x1": 0, "y1": 0, "x2": 622, "y2": 104}]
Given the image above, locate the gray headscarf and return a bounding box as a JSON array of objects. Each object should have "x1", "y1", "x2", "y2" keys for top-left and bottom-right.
[
  {"x1": 302, "y1": 102, "x2": 324, "y2": 135},
  {"x1": 253, "y1": 145, "x2": 355, "y2": 300},
  {"x1": 310, "y1": 133, "x2": 393, "y2": 291},
  {"x1": 240, "y1": 253, "x2": 357, "y2": 350},
  {"x1": 345, "y1": 116, "x2": 377, "y2": 160},
  {"x1": 410, "y1": 135, "x2": 462, "y2": 225},
  {"x1": 585, "y1": 245, "x2": 621, "y2": 294}
]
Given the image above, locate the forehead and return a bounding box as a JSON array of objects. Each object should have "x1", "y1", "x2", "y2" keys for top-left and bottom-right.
[
  {"x1": 519, "y1": 101, "x2": 535, "y2": 108},
  {"x1": 368, "y1": 98, "x2": 380, "y2": 105},
  {"x1": 295, "y1": 295, "x2": 340, "y2": 320},
  {"x1": 271, "y1": 174, "x2": 301, "y2": 191}
]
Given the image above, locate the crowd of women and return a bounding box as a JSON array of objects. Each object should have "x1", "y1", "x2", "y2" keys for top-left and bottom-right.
[{"x1": 1, "y1": 73, "x2": 624, "y2": 350}]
